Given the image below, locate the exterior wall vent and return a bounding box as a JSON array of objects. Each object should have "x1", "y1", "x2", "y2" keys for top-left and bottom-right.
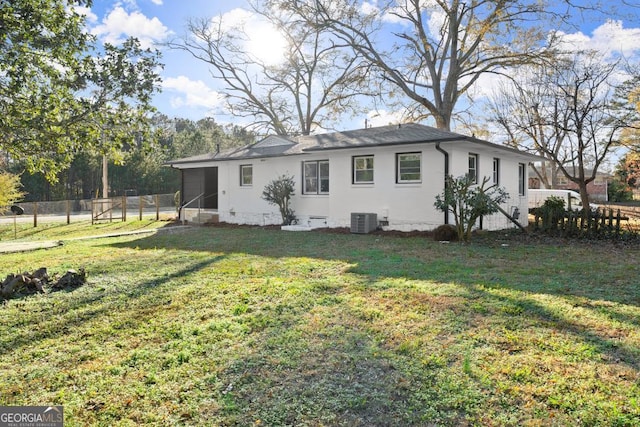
[{"x1": 350, "y1": 213, "x2": 378, "y2": 234}]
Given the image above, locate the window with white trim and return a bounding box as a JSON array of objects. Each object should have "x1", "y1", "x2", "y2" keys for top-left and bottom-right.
[
  {"x1": 468, "y1": 153, "x2": 478, "y2": 184},
  {"x1": 396, "y1": 152, "x2": 421, "y2": 183},
  {"x1": 303, "y1": 160, "x2": 329, "y2": 194},
  {"x1": 240, "y1": 164, "x2": 252, "y2": 186},
  {"x1": 493, "y1": 158, "x2": 500, "y2": 185},
  {"x1": 353, "y1": 155, "x2": 374, "y2": 184},
  {"x1": 518, "y1": 163, "x2": 526, "y2": 196}
]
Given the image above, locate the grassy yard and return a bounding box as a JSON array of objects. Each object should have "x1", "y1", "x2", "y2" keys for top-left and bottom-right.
[{"x1": 0, "y1": 221, "x2": 638, "y2": 426}]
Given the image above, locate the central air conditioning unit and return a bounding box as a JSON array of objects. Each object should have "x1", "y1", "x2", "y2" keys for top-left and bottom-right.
[{"x1": 350, "y1": 213, "x2": 378, "y2": 234}]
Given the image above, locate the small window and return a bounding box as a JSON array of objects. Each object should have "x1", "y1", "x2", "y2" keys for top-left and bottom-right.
[
  {"x1": 303, "y1": 160, "x2": 329, "y2": 194},
  {"x1": 397, "y1": 153, "x2": 421, "y2": 183},
  {"x1": 493, "y1": 158, "x2": 500, "y2": 185},
  {"x1": 353, "y1": 155, "x2": 374, "y2": 184},
  {"x1": 240, "y1": 164, "x2": 252, "y2": 186},
  {"x1": 518, "y1": 163, "x2": 526, "y2": 196},
  {"x1": 468, "y1": 154, "x2": 478, "y2": 184}
]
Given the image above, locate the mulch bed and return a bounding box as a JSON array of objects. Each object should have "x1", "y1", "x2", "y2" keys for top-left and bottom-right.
[{"x1": 197, "y1": 220, "x2": 640, "y2": 248}]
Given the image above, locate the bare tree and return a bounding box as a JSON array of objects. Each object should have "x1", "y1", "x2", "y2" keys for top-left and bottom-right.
[
  {"x1": 491, "y1": 51, "x2": 638, "y2": 211},
  {"x1": 168, "y1": 3, "x2": 372, "y2": 136},
  {"x1": 280, "y1": 0, "x2": 566, "y2": 130},
  {"x1": 489, "y1": 67, "x2": 572, "y2": 189}
]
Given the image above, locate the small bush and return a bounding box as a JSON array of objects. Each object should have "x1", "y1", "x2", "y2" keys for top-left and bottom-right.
[
  {"x1": 536, "y1": 196, "x2": 566, "y2": 231},
  {"x1": 262, "y1": 175, "x2": 297, "y2": 225},
  {"x1": 433, "y1": 224, "x2": 458, "y2": 241}
]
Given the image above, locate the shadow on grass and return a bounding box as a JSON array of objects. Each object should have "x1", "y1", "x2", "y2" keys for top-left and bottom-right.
[
  {"x1": 114, "y1": 226, "x2": 640, "y2": 304},
  {"x1": 0, "y1": 221, "x2": 70, "y2": 241},
  {"x1": 113, "y1": 227, "x2": 640, "y2": 365},
  {"x1": 0, "y1": 256, "x2": 226, "y2": 357},
  {"x1": 214, "y1": 301, "x2": 417, "y2": 425},
  {"x1": 48, "y1": 226, "x2": 634, "y2": 424}
]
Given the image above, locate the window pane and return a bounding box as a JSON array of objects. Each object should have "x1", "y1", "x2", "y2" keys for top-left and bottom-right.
[
  {"x1": 353, "y1": 156, "x2": 374, "y2": 183},
  {"x1": 356, "y1": 170, "x2": 373, "y2": 182},
  {"x1": 319, "y1": 161, "x2": 329, "y2": 178},
  {"x1": 365, "y1": 157, "x2": 374, "y2": 169},
  {"x1": 241, "y1": 165, "x2": 252, "y2": 186},
  {"x1": 468, "y1": 154, "x2": 478, "y2": 184},
  {"x1": 305, "y1": 178, "x2": 318, "y2": 193},
  {"x1": 398, "y1": 153, "x2": 421, "y2": 182},
  {"x1": 320, "y1": 179, "x2": 329, "y2": 193},
  {"x1": 304, "y1": 162, "x2": 318, "y2": 193},
  {"x1": 320, "y1": 161, "x2": 329, "y2": 193}
]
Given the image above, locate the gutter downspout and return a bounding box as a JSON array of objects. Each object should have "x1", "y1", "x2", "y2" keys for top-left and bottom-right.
[{"x1": 435, "y1": 142, "x2": 449, "y2": 225}]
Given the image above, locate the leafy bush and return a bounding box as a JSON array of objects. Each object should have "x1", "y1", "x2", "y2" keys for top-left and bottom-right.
[
  {"x1": 536, "y1": 196, "x2": 566, "y2": 231},
  {"x1": 607, "y1": 179, "x2": 633, "y2": 202},
  {"x1": 434, "y1": 175, "x2": 509, "y2": 242},
  {"x1": 432, "y1": 224, "x2": 458, "y2": 241},
  {"x1": 262, "y1": 175, "x2": 297, "y2": 225},
  {"x1": 0, "y1": 171, "x2": 25, "y2": 213}
]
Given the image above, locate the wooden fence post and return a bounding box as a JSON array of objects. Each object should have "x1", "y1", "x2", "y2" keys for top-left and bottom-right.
[
  {"x1": 139, "y1": 196, "x2": 143, "y2": 221},
  {"x1": 122, "y1": 196, "x2": 127, "y2": 222},
  {"x1": 33, "y1": 201, "x2": 38, "y2": 228},
  {"x1": 66, "y1": 199, "x2": 71, "y2": 224},
  {"x1": 155, "y1": 194, "x2": 159, "y2": 221}
]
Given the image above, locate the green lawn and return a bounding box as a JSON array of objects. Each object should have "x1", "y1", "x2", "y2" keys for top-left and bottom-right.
[{"x1": 0, "y1": 222, "x2": 638, "y2": 426}]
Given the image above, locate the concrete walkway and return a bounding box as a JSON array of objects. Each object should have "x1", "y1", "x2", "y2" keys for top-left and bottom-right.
[{"x1": 0, "y1": 226, "x2": 190, "y2": 254}]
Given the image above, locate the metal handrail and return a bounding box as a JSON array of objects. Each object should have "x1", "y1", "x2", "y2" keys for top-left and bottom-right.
[
  {"x1": 181, "y1": 192, "x2": 205, "y2": 209},
  {"x1": 179, "y1": 192, "x2": 205, "y2": 224}
]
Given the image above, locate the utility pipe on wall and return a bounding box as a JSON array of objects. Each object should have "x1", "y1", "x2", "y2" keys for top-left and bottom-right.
[{"x1": 435, "y1": 142, "x2": 450, "y2": 225}]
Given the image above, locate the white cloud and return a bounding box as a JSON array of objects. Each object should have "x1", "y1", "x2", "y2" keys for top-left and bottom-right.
[
  {"x1": 150, "y1": 0, "x2": 163, "y2": 5},
  {"x1": 366, "y1": 109, "x2": 405, "y2": 127},
  {"x1": 74, "y1": 5, "x2": 98, "y2": 24},
  {"x1": 558, "y1": 20, "x2": 640, "y2": 59},
  {"x1": 212, "y1": 8, "x2": 288, "y2": 66},
  {"x1": 162, "y1": 76, "x2": 225, "y2": 111},
  {"x1": 92, "y1": 6, "x2": 170, "y2": 49},
  {"x1": 361, "y1": 1, "x2": 380, "y2": 16}
]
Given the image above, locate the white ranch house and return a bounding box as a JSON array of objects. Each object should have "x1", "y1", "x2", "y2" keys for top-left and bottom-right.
[{"x1": 167, "y1": 123, "x2": 538, "y2": 232}]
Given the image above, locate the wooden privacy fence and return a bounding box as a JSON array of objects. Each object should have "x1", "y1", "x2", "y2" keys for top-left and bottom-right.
[{"x1": 533, "y1": 207, "x2": 629, "y2": 237}]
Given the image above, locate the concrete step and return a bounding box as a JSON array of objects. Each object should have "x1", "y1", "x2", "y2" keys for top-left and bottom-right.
[{"x1": 192, "y1": 212, "x2": 219, "y2": 225}]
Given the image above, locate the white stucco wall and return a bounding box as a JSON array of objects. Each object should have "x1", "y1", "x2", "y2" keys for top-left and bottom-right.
[
  {"x1": 447, "y1": 143, "x2": 529, "y2": 231},
  {"x1": 185, "y1": 141, "x2": 531, "y2": 232}
]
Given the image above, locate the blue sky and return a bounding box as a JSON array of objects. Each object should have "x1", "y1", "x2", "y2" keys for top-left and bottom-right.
[{"x1": 84, "y1": 0, "x2": 640, "y2": 130}]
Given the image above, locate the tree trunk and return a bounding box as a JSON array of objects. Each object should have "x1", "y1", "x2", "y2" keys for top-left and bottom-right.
[{"x1": 577, "y1": 182, "x2": 591, "y2": 219}]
